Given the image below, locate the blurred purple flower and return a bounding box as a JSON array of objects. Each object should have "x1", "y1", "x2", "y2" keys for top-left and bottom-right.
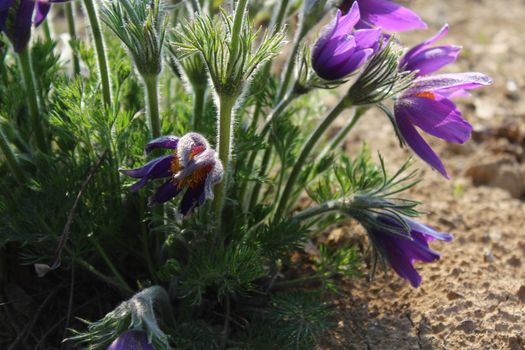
[
  {"x1": 120, "y1": 133, "x2": 223, "y2": 216},
  {"x1": 340, "y1": 0, "x2": 427, "y2": 32},
  {"x1": 368, "y1": 215, "x2": 453, "y2": 288},
  {"x1": 108, "y1": 330, "x2": 155, "y2": 350},
  {"x1": 312, "y1": 2, "x2": 381, "y2": 81},
  {"x1": 0, "y1": 0, "x2": 68, "y2": 52},
  {"x1": 393, "y1": 26, "x2": 492, "y2": 178}
]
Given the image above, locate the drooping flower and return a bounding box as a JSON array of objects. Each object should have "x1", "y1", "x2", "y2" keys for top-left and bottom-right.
[
  {"x1": 393, "y1": 26, "x2": 492, "y2": 178},
  {"x1": 120, "y1": 133, "x2": 224, "y2": 216},
  {"x1": 340, "y1": 0, "x2": 427, "y2": 32},
  {"x1": 312, "y1": 2, "x2": 381, "y2": 81},
  {"x1": 367, "y1": 214, "x2": 453, "y2": 288},
  {"x1": 0, "y1": 0, "x2": 68, "y2": 52},
  {"x1": 108, "y1": 330, "x2": 155, "y2": 350},
  {"x1": 399, "y1": 25, "x2": 462, "y2": 77}
]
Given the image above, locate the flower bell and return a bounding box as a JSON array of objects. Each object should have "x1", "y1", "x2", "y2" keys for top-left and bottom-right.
[
  {"x1": 120, "y1": 133, "x2": 224, "y2": 216},
  {"x1": 312, "y1": 2, "x2": 381, "y2": 81},
  {"x1": 0, "y1": 0, "x2": 68, "y2": 52},
  {"x1": 366, "y1": 214, "x2": 453, "y2": 288},
  {"x1": 394, "y1": 26, "x2": 492, "y2": 178}
]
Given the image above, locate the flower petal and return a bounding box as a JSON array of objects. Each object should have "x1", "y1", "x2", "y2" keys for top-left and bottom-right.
[
  {"x1": 395, "y1": 106, "x2": 449, "y2": 178},
  {"x1": 149, "y1": 180, "x2": 182, "y2": 205},
  {"x1": 406, "y1": 72, "x2": 493, "y2": 95},
  {"x1": 179, "y1": 181, "x2": 206, "y2": 216},
  {"x1": 408, "y1": 220, "x2": 454, "y2": 242},
  {"x1": 10, "y1": 0, "x2": 35, "y2": 52},
  {"x1": 34, "y1": 1, "x2": 50, "y2": 26},
  {"x1": 357, "y1": 0, "x2": 427, "y2": 32},
  {"x1": 353, "y1": 27, "x2": 382, "y2": 50},
  {"x1": 399, "y1": 95, "x2": 472, "y2": 144},
  {"x1": 400, "y1": 24, "x2": 449, "y2": 67},
  {"x1": 145, "y1": 135, "x2": 179, "y2": 154},
  {"x1": 403, "y1": 45, "x2": 462, "y2": 76}
]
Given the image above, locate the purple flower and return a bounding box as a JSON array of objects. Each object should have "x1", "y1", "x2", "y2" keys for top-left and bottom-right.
[
  {"x1": 400, "y1": 25, "x2": 462, "y2": 77},
  {"x1": 120, "y1": 133, "x2": 224, "y2": 216},
  {"x1": 0, "y1": 0, "x2": 68, "y2": 52},
  {"x1": 312, "y1": 2, "x2": 381, "y2": 81},
  {"x1": 368, "y1": 215, "x2": 453, "y2": 288},
  {"x1": 108, "y1": 330, "x2": 155, "y2": 350},
  {"x1": 340, "y1": 0, "x2": 427, "y2": 32},
  {"x1": 394, "y1": 26, "x2": 492, "y2": 178}
]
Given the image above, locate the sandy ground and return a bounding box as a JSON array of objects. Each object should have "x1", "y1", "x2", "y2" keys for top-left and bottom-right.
[{"x1": 322, "y1": 0, "x2": 525, "y2": 349}]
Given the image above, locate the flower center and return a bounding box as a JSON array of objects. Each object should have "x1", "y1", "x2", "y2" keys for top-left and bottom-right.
[{"x1": 415, "y1": 91, "x2": 437, "y2": 100}]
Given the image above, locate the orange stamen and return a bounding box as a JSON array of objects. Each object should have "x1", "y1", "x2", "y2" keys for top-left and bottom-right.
[{"x1": 415, "y1": 91, "x2": 437, "y2": 100}]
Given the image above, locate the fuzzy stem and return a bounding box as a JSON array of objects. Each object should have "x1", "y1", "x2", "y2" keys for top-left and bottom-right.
[
  {"x1": 83, "y1": 0, "x2": 112, "y2": 107},
  {"x1": 0, "y1": 126, "x2": 27, "y2": 185},
  {"x1": 143, "y1": 74, "x2": 162, "y2": 138},
  {"x1": 213, "y1": 95, "x2": 236, "y2": 224},
  {"x1": 274, "y1": 97, "x2": 349, "y2": 222},
  {"x1": 90, "y1": 235, "x2": 133, "y2": 293},
  {"x1": 18, "y1": 48, "x2": 47, "y2": 152},
  {"x1": 42, "y1": 19, "x2": 52, "y2": 42},
  {"x1": 192, "y1": 85, "x2": 207, "y2": 132},
  {"x1": 292, "y1": 198, "x2": 352, "y2": 222},
  {"x1": 65, "y1": 2, "x2": 80, "y2": 75}
]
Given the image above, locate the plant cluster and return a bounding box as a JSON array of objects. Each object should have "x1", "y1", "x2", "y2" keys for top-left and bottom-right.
[{"x1": 0, "y1": 0, "x2": 490, "y2": 348}]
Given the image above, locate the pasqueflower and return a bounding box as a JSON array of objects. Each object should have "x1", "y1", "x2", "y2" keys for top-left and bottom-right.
[
  {"x1": 312, "y1": 2, "x2": 381, "y2": 81},
  {"x1": 340, "y1": 0, "x2": 427, "y2": 32},
  {"x1": 367, "y1": 215, "x2": 453, "y2": 288},
  {"x1": 108, "y1": 330, "x2": 155, "y2": 350},
  {"x1": 120, "y1": 133, "x2": 224, "y2": 216},
  {"x1": 0, "y1": 0, "x2": 68, "y2": 52},
  {"x1": 394, "y1": 26, "x2": 492, "y2": 178}
]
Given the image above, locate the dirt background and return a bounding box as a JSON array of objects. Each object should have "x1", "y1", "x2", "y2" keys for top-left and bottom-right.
[{"x1": 322, "y1": 0, "x2": 525, "y2": 349}]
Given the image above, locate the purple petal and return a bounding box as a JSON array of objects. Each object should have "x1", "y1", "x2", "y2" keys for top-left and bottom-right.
[
  {"x1": 395, "y1": 106, "x2": 449, "y2": 178},
  {"x1": 179, "y1": 181, "x2": 206, "y2": 216},
  {"x1": 353, "y1": 27, "x2": 382, "y2": 50},
  {"x1": 399, "y1": 95, "x2": 472, "y2": 144},
  {"x1": 145, "y1": 135, "x2": 179, "y2": 154},
  {"x1": 108, "y1": 330, "x2": 155, "y2": 350},
  {"x1": 0, "y1": 0, "x2": 14, "y2": 12},
  {"x1": 408, "y1": 220, "x2": 454, "y2": 242},
  {"x1": 400, "y1": 24, "x2": 450, "y2": 67},
  {"x1": 407, "y1": 72, "x2": 493, "y2": 95},
  {"x1": 336, "y1": 48, "x2": 374, "y2": 76},
  {"x1": 357, "y1": 0, "x2": 427, "y2": 32},
  {"x1": 10, "y1": 0, "x2": 35, "y2": 52},
  {"x1": 403, "y1": 45, "x2": 462, "y2": 76},
  {"x1": 149, "y1": 180, "x2": 181, "y2": 205},
  {"x1": 34, "y1": 1, "x2": 50, "y2": 26},
  {"x1": 120, "y1": 155, "x2": 174, "y2": 191},
  {"x1": 333, "y1": 3, "x2": 361, "y2": 37}
]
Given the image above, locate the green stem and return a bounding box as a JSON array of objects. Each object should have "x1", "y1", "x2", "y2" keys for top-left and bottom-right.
[
  {"x1": 18, "y1": 48, "x2": 47, "y2": 152},
  {"x1": 0, "y1": 126, "x2": 27, "y2": 184},
  {"x1": 65, "y1": 2, "x2": 80, "y2": 76},
  {"x1": 139, "y1": 193, "x2": 159, "y2": 283},
  {"x1": 292, "y1": 199, "x2": 350, "y2": 222},
  {"x1": 83, "y1": 0, "x2": 112, "y2": 107},
  {"x1": 192, "y1": 85, "x2": 207, "y2": 132},
  {"x1": 213, "y1": 95, "x2": 236, "y2": 224},
  {"x1": 318, "y1": 107, "x2": 367, "y2": 160},
  {"x1": 90, "y1": 235, "x2": 133, "y2": 293},
  {"x1": 42, "y1": 19, "x2": 52, "y2": 42},
  {"x1": 274, "y1": 97, "x2": 349, "y2": 222},
  {"x1": 143, "y1": 74, "x2": 162, "y2": 138}
]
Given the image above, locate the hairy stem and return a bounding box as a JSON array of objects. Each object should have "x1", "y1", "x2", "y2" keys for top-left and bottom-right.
[
  {"x1": 65, "y1": 2, "x2": 80, "y2": 75},
  {"x1": 274, "y1": 97, "x2": 349, "y2": 222},
  {"x1": 275, "y1": 25, "x2": 303, "y2": 102},
  {"x1": 143, "y1": 74, "x2": 162, "y2": 138},
  {"x1": 226, "y1": 0, "x2": 249, "y2": 75},
  {"x1": 90, "y1": 235, "x2": 133, "y2": 293},
  {"x1": 83, "y1": 0, "x2": 112, "y2": 106},
  {"x1": 213, "y1": 95, "x2": 236, "y2": 224},
  {"x1": 18, "y1": 48, "x2": 47, "y2": 152},
  {"x1": 192, "y1": 85, "x2": 207, "y2": 132}
]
